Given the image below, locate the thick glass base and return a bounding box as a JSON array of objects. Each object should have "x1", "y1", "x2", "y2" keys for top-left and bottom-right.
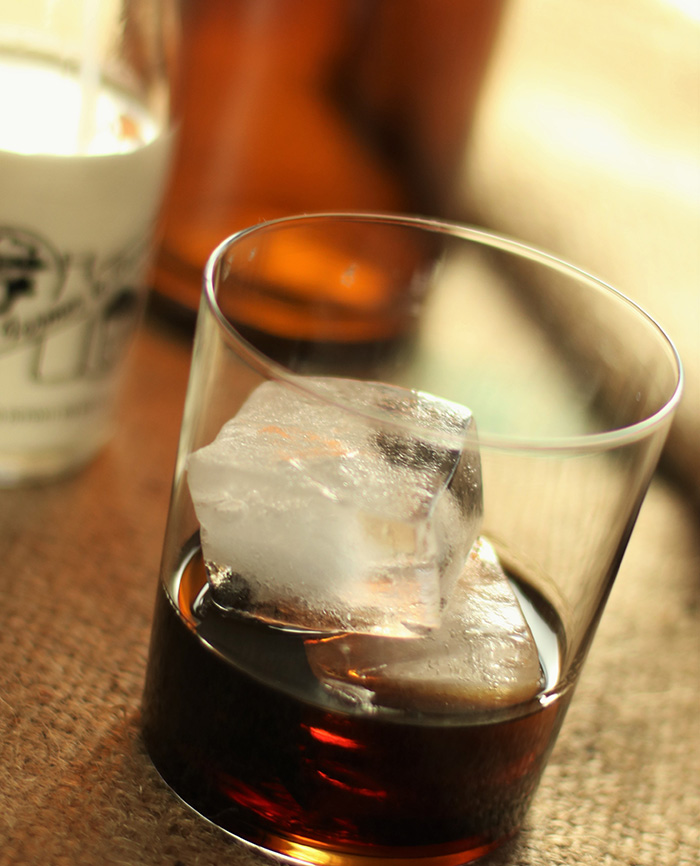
[
  {"x1": 142, "y1": 550, "x2": 571, "y2": 866},
  {"x1": 144, "y1": 734, "x2": 507, "y2": 866}
]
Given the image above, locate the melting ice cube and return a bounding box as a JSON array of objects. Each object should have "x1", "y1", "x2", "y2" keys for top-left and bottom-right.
[
  {"x1": 186, "y1": 377, "x2": 482, "y2": 637},
  {"x1": 305, "y1": 537, "x2": 544, "y2": 711}
]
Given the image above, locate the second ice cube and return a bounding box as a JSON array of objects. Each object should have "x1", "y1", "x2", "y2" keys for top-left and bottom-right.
[
  {"x1": 305, "y1": 538, "x2": 545, "y2": 712},
  {"x1": 187, "y1": 377, "x2": 482, "y2": 637}
]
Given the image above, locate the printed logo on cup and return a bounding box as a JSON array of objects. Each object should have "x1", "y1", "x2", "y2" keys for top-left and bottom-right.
[{"x1": 0, "y1": 225, "x2": 146, "y2": 383}]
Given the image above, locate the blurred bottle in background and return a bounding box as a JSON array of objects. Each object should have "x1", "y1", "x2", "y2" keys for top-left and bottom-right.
[{"x1": 152, "y1": 0, "x2": 504, "y2": 337}]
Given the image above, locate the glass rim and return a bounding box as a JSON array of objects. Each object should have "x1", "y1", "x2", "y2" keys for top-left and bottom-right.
[{"x1": 202, "y1": 212, "x2": 683, "y2": 454}]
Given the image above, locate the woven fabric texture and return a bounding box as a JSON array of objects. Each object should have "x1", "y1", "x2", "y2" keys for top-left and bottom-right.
[{"x1": 0, "y1": 319, "x2": 698, "y2": 866}]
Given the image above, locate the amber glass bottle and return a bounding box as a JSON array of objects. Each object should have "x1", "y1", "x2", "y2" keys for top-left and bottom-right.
[{"x1": 152, "y1": 0, "x2": 503, "y2": 338}]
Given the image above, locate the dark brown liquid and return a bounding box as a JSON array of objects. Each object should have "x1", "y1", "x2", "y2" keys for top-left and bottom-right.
[{"x1": 142, "y1": 544, "x2": 572, "y2": 865}]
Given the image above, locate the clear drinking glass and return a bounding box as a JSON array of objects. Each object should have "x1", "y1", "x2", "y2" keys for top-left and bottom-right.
[{"x1": 142, "y1": 214, "x2": 682, "y2": 865}]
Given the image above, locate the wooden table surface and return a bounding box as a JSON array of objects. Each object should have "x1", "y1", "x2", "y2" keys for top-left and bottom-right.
[{"x1": 0, "y1": 310, "x2": 697, "y2": 866}]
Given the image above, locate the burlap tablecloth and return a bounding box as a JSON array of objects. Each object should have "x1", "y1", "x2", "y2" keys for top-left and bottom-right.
[{"x1": 0, "y1": 314, "x2": 698, "y2": 866}]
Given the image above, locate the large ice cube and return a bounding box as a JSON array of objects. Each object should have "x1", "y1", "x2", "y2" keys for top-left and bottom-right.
[
  {"x1": 305, "y1": 538, "x2": 544, "y2": 711},
  {"x1": 186, "y1": 377, "x2": 482, "y2": 637}
]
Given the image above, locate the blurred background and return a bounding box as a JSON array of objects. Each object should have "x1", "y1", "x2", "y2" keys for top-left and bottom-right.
[
  {"x1": 460, "y1": 0, "x2": 699, "y2": 502},
  {"x1": 151, "y1": 0, "x2": 699, "y2": 500}
]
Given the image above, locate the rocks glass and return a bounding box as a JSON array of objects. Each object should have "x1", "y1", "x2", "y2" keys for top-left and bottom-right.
[{"x1": 142, "y1": 214, "x2": 682, "y2": 865}]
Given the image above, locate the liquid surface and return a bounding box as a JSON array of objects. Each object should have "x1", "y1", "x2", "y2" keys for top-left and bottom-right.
[
  {"x1": 0, "y1": 53, "x2": 159, "y2": 155},
  {"x1": 142, "y1": 544, "x2": 572, "y2": 865}
]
